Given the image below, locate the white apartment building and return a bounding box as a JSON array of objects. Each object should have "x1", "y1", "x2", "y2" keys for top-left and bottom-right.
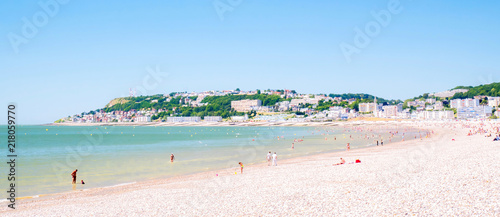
[
  {"x1": 423, "y1": 111, "x2": 455, "y2": 120},
  {"x1": 231, "y1": 115, "x2": 248, "y2": 122},
  {"x1": 457, "y1": 106, "x2": 492, "y2": 119},
  {"x1": 382, "y1": 105, "x2": 402, "y2": 118},
  {"x1": 166, "y1": 116, "x2": 201, "y2": 122},
  {"x1": 434, "y1": 101, "x2": 444, "y2": 110},
  {"x1": 450, "y1": 98, "x2": 479, "y2": 108},
  {"x1": 376, "y1": 104, "x2": 402, "y2": 118},
  {"x1": 231, "y1": 99, "x2": 262, "y2": 112},
  {"x1": 204, "y1": 116, "x2": 222, "y2": 122},
  {"x1": 407, "y1": 100, "x2": 426, "y2": 108},
  {"x1": 488, "y1": 97, "x2": 500, "y2": 107},
  {"x1": 359, "y1": 103, "x2": 377, "y2": 113},
  {"x1": 135, "y1": 116, "x2": 152, "y2": 122}
]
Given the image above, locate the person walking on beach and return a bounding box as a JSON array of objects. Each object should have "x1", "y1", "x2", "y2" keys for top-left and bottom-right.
[
  {"x1": 291, "y1": 142, "x2": 295, "y2": 150},
  {"x1": 272, "y1": 152, "x2": 278, "y2": 166},
  {"x1": 239, "y1": 162, "x2": 244, "y2": 173},
  {"x1": 267, "y1": 151, "x2": 272, "y2": 166},
  {"x1": 71, "y1": 169, "x2": 77, "y2": 184},
  {"x1": 170, "y1": 153, "x2": 175, "y2": 163},
  {"x1": 346, "y1": 143, "x2": 350, "y2": 151}
]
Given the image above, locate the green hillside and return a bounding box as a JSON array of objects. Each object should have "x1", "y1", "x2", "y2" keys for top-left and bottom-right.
[{"x1": 451, "y1": 82, "x2": 500, "y2": 99}]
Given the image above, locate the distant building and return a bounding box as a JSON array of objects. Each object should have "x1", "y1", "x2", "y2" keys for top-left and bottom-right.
[
  {"x1": 231, "y1": 99, "x2": 262, "y2": 112},
  {"x1": 488, "y1": 97, "x2": 500, "y2": 107},
  {"x1": 423, "y1": 111, "x2": 454, "y2": 120},
  {"x1": 450, "y1": 98, "x2": 479, "y2": 109},
  {"x1": 277, "y1": 101, "x2": 290, "y2": 111},
  {"x1": 434, "y1": 101, "x2": 444, "y2": 110},
  {"x1": 398, "y1": 110, "x2": 411, "y2": 119},
  {"x1": 359, "y1": 103, "x2": 376, "y2": 113},
  {"x1": 135, "y1": 116, "x2": 152, "y2": 122},
  {"x1": 426, "y1": 98, "x2": 436, "y2": 104},
  {"x1": 166, "y1": 116, "x2": 201, "y2": 122},
  {"x1": 382, "y1": 104, "x2": 403, "y2": 118},
  {"x1": 457, "y1": 106, "x2": 492, "y2": 119},
  {"x1": 204, "y1": 116, "x2": 222, "y2": 122},
  {"x1": 407, "y1": 100, "x2": 426, "y2": 108},
  {"x1": 231, "y1": 115, "x2": 248, "y2": 122}
]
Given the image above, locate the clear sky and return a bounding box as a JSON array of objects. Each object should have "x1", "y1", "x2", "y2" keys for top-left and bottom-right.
[{"x1": 1, "y1": 0, "x2": 499, "y2": 124}]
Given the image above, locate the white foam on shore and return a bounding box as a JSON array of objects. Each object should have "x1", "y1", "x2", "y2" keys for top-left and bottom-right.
[{"x1": 101, "y1": 182, "x2": 137, "y2": 189}]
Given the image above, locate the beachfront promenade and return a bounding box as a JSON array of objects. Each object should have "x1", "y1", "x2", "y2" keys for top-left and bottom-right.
[{"x1": 1, "y1": 121, "x2": 499, "y2": 216}]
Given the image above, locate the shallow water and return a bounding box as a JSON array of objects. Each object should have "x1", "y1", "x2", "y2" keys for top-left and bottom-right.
[{"x1": 0, "y1": 125, "x2": 421, "y2": 197}]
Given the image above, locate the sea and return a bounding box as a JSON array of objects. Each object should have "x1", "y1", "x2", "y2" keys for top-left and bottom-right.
[{"x1": 1, "y1": 125, "x2": 422, "y2": 198}]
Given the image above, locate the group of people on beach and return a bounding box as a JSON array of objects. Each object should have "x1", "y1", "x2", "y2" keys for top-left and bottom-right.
[
  {"x1": 492, "y1": 134, "x2": 500, "y2": 141},
  {"x1": 266, "y1": 151, "x2": 278, "y2": 166},
  {"x1": 67, "y1": 123, "x2": 446, "y2": 185},
  {"x1": 71, "y1": 169, "x2": 85, "y2": 185},
  {"x1": 333, "y1": 157, "x2": 361, "y2": 166}
]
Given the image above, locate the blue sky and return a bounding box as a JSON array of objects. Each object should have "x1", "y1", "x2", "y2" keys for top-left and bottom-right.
[{"x1": 1, "y1": 0, "x2": 499, "y2": 124}]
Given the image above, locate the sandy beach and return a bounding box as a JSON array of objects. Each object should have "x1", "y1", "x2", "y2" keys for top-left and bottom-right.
[{"x1": 2, "y1": 121, "x2": 499, "y2": 216}]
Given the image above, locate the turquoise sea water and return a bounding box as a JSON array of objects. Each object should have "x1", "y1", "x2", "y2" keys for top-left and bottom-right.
[{"x1": 1, "y1": 125, "x2": 421, "y2": 198}]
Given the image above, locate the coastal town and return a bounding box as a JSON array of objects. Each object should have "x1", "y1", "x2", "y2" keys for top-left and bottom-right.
[{"x1": 57, "y1": 86, "x2": 500, "y2": 124}]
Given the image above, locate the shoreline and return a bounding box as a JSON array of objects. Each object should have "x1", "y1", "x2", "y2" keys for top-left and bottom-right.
[
  {"x1": 2, "y1": 121, "x2": 498, "y2": 215},
  {"x1": 1, "y1": 124, "x2": 426, "y2": 208},
  {"x1": 48, "y1": 119, "x2": 416, "y2": 127},
  {"x1": 4, "y1": 124, "x2": 419, "y2": 201}
]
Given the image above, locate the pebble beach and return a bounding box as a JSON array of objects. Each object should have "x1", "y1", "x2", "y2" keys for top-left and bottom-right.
[{"x1": 1, "y1": 121, "x2": 499, "y2": 216}]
